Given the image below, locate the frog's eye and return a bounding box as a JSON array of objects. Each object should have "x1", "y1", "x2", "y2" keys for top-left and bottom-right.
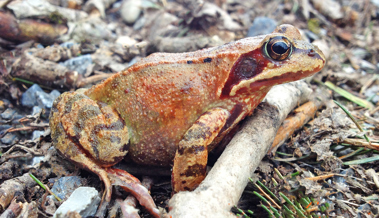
[{"x1": 264, "y1": 36, "x2": 292, "y2": 61}]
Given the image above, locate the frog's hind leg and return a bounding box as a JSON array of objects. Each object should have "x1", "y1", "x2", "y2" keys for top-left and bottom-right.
[
  {"x1": 50, "y1": 92, "x2": 131, "y2": 216},
  {"x1": 52, "y1": 92, "x2": 130, "y2": 167},
  {"x1": 51, "y1": 119, "x2": 113, "y2": 217},
  {"x1": 172, "y1": 108, "x2": 230, "y2": 192}
]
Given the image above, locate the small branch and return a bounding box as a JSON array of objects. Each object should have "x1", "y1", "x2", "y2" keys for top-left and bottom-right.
[
  {"x1": 76, "y1": 73, "x2": 115, "y2": 88},
  {"x1": 342, "y1": 138, "x2": 379, "y2": 150},
  {"x1": 269, "y1": 88, "x2": 330, "y2": 154},
  {"x1": 0, "y1": 173, "x2": 36, "y2": 211}
]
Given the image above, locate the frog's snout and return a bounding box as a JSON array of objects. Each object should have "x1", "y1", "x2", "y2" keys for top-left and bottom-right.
[{"x1": 311, "y1": 44, "x2": 326, "y2": 63}]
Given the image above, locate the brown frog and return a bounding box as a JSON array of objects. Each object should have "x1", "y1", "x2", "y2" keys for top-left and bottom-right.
[{"x1": 49, "y1": 24, "x2": 325, "y2": 217}]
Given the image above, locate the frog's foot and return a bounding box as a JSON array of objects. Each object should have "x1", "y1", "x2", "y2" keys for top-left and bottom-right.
[
  {"x1": 172, "y1": 108, "x2": 230, "y2": 192},
  {"x1": 107, "y1": 168, "x2": 160, "y2": 218}
]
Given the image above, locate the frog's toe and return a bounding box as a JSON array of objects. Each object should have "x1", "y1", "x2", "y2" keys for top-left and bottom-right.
[{"x1": 107, "y1": 168, "x2": 160, "y2": 218}]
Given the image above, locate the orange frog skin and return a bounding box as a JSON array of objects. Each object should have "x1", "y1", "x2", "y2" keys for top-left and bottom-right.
[{"x1": 49, "y1": 24, "x2": 325, "y2": 217}]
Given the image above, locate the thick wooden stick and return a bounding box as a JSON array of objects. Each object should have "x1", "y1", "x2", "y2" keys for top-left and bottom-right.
[
  {"x1": 269, "y1": 88, "x2": 330, "y2": 154},
  {"x1": 167, "y1": 80, "x2": 313, "y2": 218}
]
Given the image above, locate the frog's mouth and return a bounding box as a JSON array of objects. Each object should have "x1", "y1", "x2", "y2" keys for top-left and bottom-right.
[{"x1": 248, "y1": 67, "x2": 323, "y2": 93}]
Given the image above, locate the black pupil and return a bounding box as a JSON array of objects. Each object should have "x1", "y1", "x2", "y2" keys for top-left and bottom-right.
[{"x1": 272, "y1": 42, "x2": 288, "y2": 54}]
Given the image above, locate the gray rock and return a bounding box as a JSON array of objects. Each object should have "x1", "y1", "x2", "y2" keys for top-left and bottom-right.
[
  {"x1": 60, "y1": 42, "x2": 75, "y2": 48},
  {"x1": 31, "y1": 156, "x2": 45, "y2": 165},
  {"x1": 32, "y1": 130, "x2": 45, "y2": 141},
  {"x1": 351, "y1": 48, "x2": 370, "y2": 59},
  {"x1": 360, "y1": 60, "x2": 376, "y2": 70},
  {"x1": 60, "y1": 54, "x2": 92, "y2": 75},
  {"x1": 0, "y1": 124, "x2": 11, "y2": 132},
  {"x1": 11, "y1": 114, "x2": 23, "y2": 125},
  {"x1": 1, "y1": 133, "x2": 17, "y2": 144},
  {"x1": 21, "y1": 84, "x2": 43, "y2": 108},
  {"x1": 51, "y1": 176, "x2": 86, "y2": 201},
  {"x1": 128, "y1": 57, "x2": 139, "y2": 67},
  {"x1": 357, "y1": 203, "x2": 372, "y2": 211},
  {"x1": 36, "y1": 91, "x2": 53, "y2": 109},
  {"x1": 21, "y1": 85, "x2": 60, "y2": 110},
  {"x1": 53, "y1": 187, "x2": 100, "y2": 218},
  {"x1": 133, "y1": 16, "x2": 146, "y2": 30},
  {"x1": 364, "y1": 85, "x2": 379, "y2": 103},
  {"x1": 121, "y1": 0, "x2": 142, "y2": 24},
  {"x1": 50, "y1": 90, "x2": 61, "y2": 100},
  {"x1": 31, "y1": 106, "x2": 43, "y2": 115},
  {"x1": 35, "y1": 89, "x2": 60, "y2": 109},
  {"x1": 1, "y1": 108, "x2": 16, "y2": 120},
  {"x1": 247, "y1": 17, "x2": 277, "y2": 37}
]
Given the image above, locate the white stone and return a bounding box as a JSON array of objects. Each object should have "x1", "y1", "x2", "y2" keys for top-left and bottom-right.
[
  {"x1": 53, "y1": 187, "x2": 100, "y2": 218},
  {"x1": 120, "y1": 0, "x2": 142, "y2": 24}
]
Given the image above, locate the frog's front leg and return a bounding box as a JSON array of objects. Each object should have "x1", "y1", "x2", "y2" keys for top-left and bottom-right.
[
  {"x1": 172, "y1": 108, "x2": 230, "y2": 192},
  {"x1": 50, "y1": 92, "x2": 159, "y2": 217}
]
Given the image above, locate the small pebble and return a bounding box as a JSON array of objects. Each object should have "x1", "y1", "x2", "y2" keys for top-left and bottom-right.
[
  {"x1": 1, "y1": 108, "x2": 16, "y2": 120},
  {"x1": 60, "y1": 54, "x2": 92, "y2": 75},
  {"x1": 50, "y1": 176, "x2": 86, "y2": 201},
  {"x1": 50, "y1": 90, "x2": 61, "y2": 100},
  {"x1": 32, "y1": 130, "x2": 45, "y2": 141},
  {"x1": 342, "y1": 66, "x2": 355, "y2": 74},
  {"x1": 36, "y1": 89, "x2": 61, "y2": 109},
  {"x1": 247, "y1": 17, "x2": 277, "y2": 37},
  {"x1": 363, "y1": 85, "x2": 379, "y2": 103},
  {"x1": 11, "y1": 114, "x2": 23, "y2": 125},
  {"x1": 351, "y1": 48, "x2": 370, "y2": 59},
  {"x1": 36, "y1": 91, "x2": 54, "y2": 109},
  {"x1": 53, "y1": 187, "x2": 100, "y2": 218},
  {"x1": 357, "y1": 203, "x2": 371, "y2": 211},
  {"x1": 31, "y1": 156, "x2": 45, "y2": 165},
  {"x1": 21, "y1": 84, "x2": 43, "y2": 108},
  {"x1": 60, "y1": 42, "x2": 75, "y2": 48},
  {"x1": 360, "y1": 60, "x2": 376, "y2": 70},
  {"x1": 120, "y1": 0, "x2": 142, "y2": 24},
  {"x1": 128, "y1": 57, "x2": 140, "y2": 67},
  {"x1": 32, "y1": 106, "x2": 43, "y2": 116},
  {"x1": 133, "y1": 16, "x2": 146, "y2": 30},
  {"x1": 1, "y1": 133, "x2": 17, "y2": 144},
  {"x1": 0, "y1": 124, "x2": 11, "y2": 132}
]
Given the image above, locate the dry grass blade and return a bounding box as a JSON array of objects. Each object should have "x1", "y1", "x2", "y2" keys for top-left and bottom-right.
[{"x1": 325, "y1": 81, "x2": 374, "y2": 109}]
